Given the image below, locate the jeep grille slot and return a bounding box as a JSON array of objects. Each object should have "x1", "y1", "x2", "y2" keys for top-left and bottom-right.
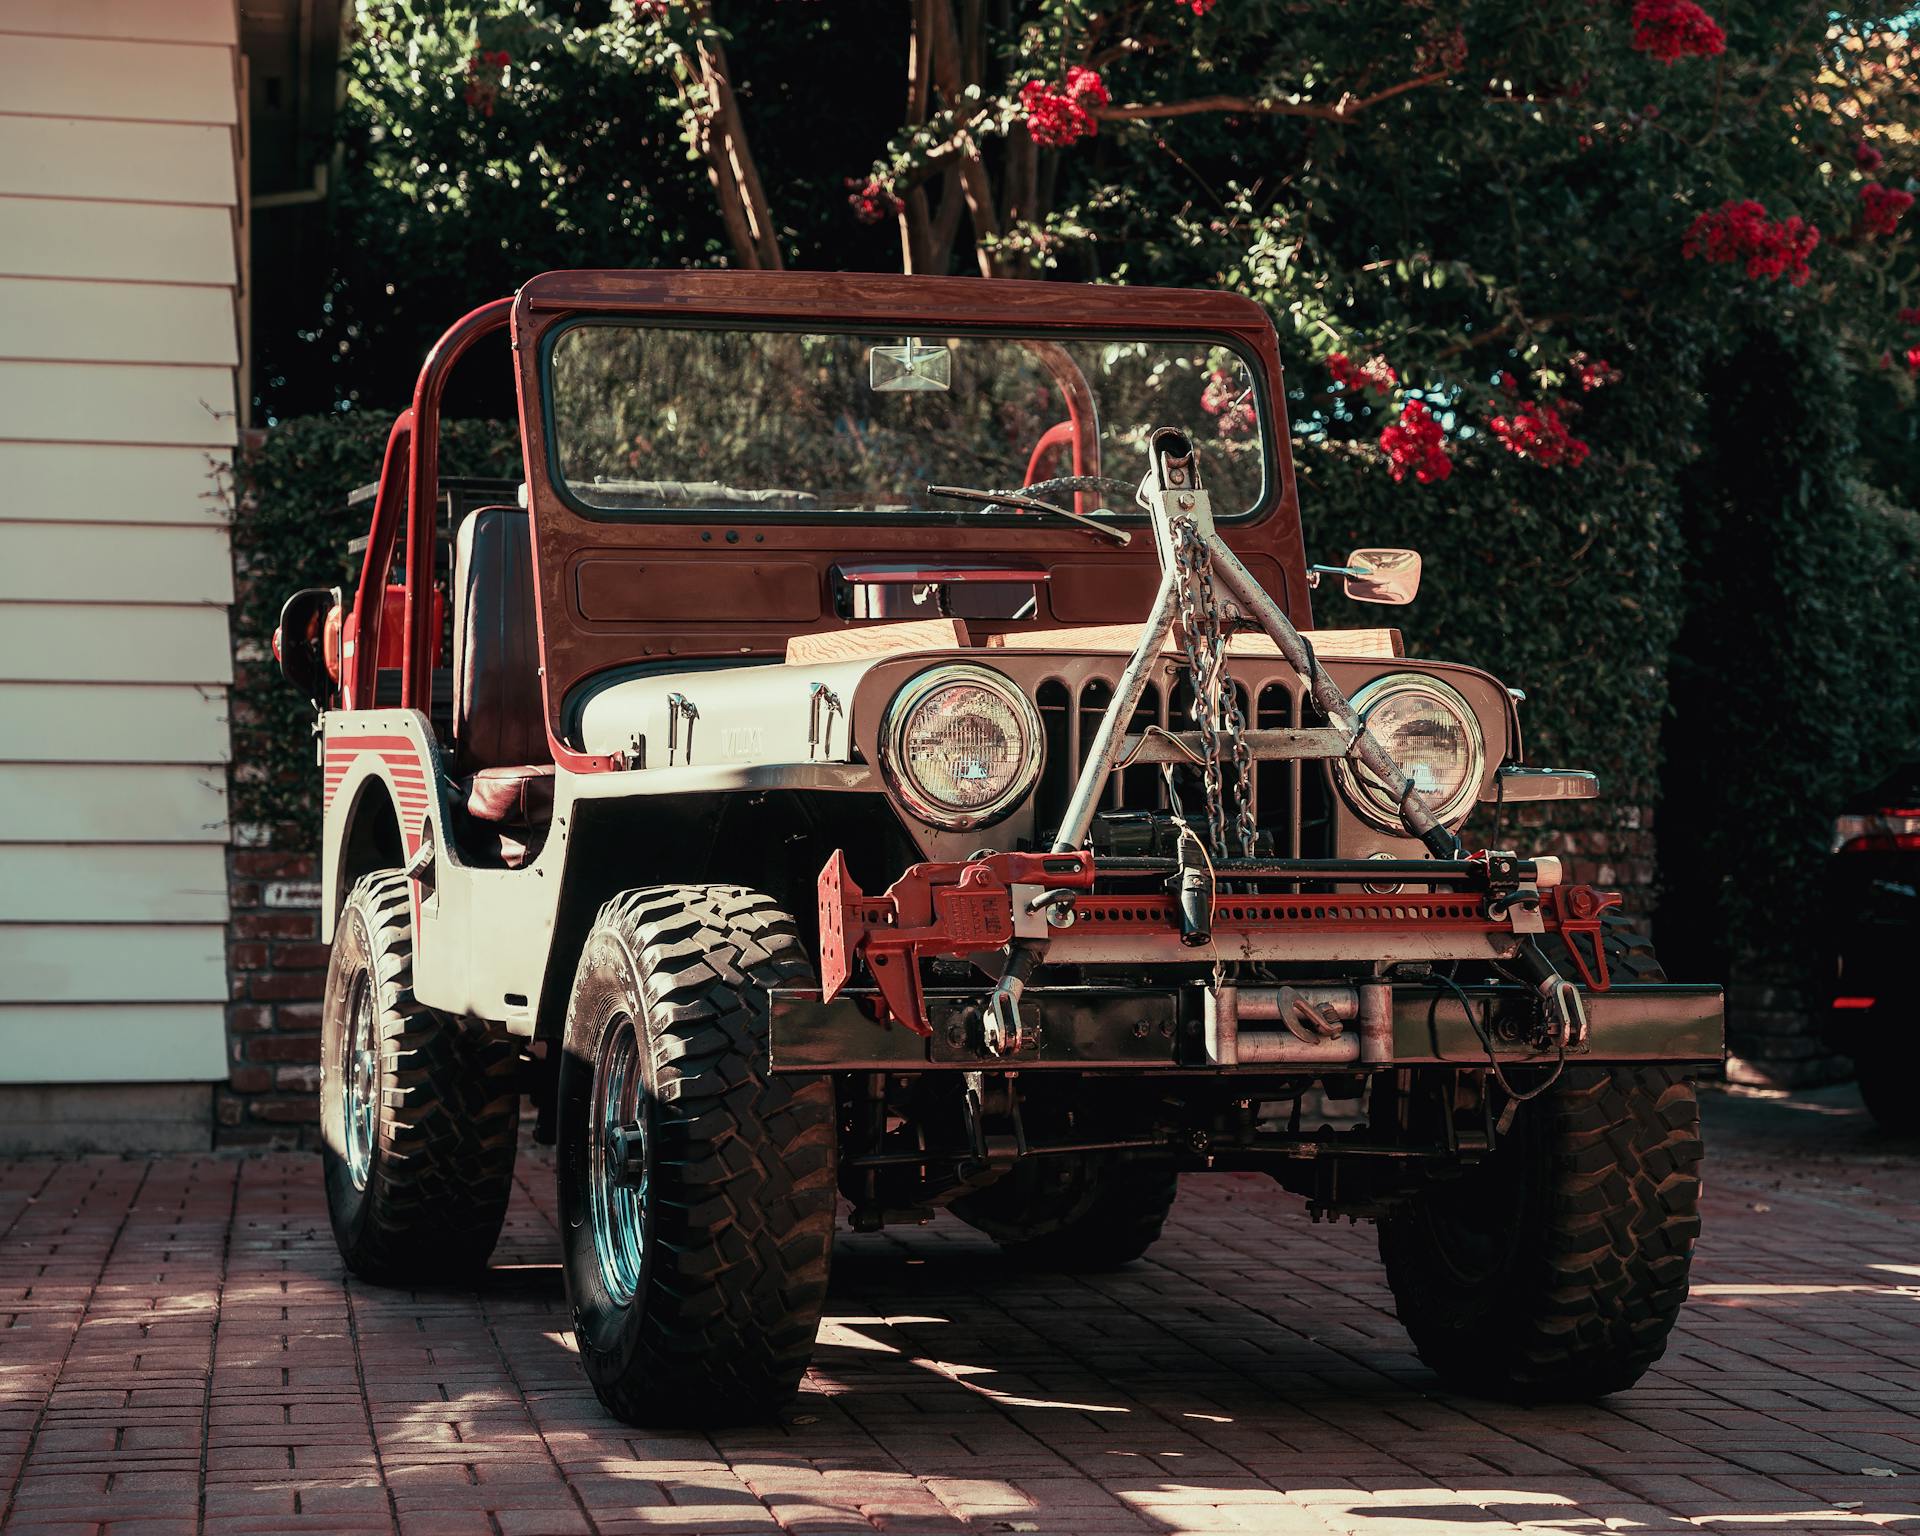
[{"x1": 1033, "y1": 668, "x2": 1316, "y2": 856}]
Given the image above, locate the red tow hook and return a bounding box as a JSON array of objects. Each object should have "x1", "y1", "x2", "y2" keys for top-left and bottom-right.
[
  {"x1": 817, "y1": 850, "x2": 1096, "y2": 1036},
  {"x1": 1543, "y1": 884, "x2": 1623, "y2": 991}
]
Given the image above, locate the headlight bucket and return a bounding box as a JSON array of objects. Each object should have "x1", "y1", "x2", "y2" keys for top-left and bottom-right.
[
  {"x1": 880, "y1": 664, "x2": 1044, "y2": 830},
  {"x1": 1331, "y1": 673, "x2": 1486, "y2": 833}
]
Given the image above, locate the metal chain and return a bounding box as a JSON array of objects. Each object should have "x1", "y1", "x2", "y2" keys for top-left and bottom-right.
[
  {"x1": 1173, "y1": 521, "x2": 1228, "y2": 857},
  {"x1": 1221, "y1": 665, "x2": 1257, "y2": 859},
  {"x1": 1172, "y1": 520, "x2": 1257, "y2": 861}
]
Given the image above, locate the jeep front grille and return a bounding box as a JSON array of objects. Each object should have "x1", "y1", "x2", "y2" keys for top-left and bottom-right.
[{"x1": 1030, "y1": 668, "x2": 1332, "y2": 856}]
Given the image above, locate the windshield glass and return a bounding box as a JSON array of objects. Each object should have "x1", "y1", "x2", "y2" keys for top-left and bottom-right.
[{"x1": 545, "y1": 323, "x2": 1268, "y2": 519}]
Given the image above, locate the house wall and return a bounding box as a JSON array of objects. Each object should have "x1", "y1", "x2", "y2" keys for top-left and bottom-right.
[{"x1": 0, "y1": 0, "x2": 244, "y2": 1144}]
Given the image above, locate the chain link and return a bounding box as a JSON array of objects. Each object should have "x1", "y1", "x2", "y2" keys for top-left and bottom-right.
[{"x1": 1172, "y1": 519, "x2": 1256, "y2": 862}]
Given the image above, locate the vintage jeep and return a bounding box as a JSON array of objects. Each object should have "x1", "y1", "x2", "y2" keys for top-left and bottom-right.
[{"x1": 276, "y1": 270, "x2": 1722, "y2": 1425}]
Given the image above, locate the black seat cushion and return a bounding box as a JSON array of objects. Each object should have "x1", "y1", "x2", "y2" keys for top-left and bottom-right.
[
  {"x1": 452, "y1": 507, "x2": 548, "y2": 774},
  {"x1": 462, "y1": 764, "x2": 556, "y2": 825}
]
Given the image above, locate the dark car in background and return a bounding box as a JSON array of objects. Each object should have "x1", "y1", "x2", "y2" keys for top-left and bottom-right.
[{"x1": 1827, "y1": 761, "x2": 1920, "y2": 1134}]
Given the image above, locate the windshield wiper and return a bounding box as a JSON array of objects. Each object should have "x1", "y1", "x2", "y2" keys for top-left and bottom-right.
[{"x1": 926, "y1": 484, "x2": 1132, "y2": 546}]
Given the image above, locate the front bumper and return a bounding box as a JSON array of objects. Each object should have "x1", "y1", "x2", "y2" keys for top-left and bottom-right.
[{"x1": 769, "y1": 980, "x2": 1726, "y2": 1073}]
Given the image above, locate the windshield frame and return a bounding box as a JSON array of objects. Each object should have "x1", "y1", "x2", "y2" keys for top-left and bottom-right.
[{"x1": 536, "y1": 314, "x2": 1278, "y2": 529}]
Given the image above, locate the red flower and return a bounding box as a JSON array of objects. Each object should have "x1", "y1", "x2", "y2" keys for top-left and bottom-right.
[
  {"x1": 1861, "y1": 182, "x2": 1914, "y2": 238},
  {"x1": 1379, "y1": 400, "x2": 1453, "y2": 485},
  {"x1": 1856, "y1": 140, "x2": 1885, "y2": 172},
  {"x1": 844, "y1": 176, "x2": 903, "y2": 225},
  {"x1": 1899, "y1": 307, "x2": 1920, "y2": 327},
  {"x1": 1682, "y1": 200, "x2": 1820, "y2": 286},
  {"x1": 1630, "y1": 0, "x2": 1726, "y2": 62},
  {"x1": 1571, "y1": 352, "x2": 1622, "y2": 391},
  {"x1": 1415, "y1": 24, "x2": 1468, "y2": 75},
  {"x1": 1907, "y1": 348, "x2": 1920, "y2": 375},
  {"x1": 1489, "y1": 400, "x2": 1591, "y2": 469},
  {"x1": 1178, "y1": 0, "x2": 1219, "y2": 13},
  {"x1": 1327, "y1": 352, "x2": 1398, "y2": 397},
  {"x1": 463, "y1": 50, "x2": 508, "y2": 117},
  {"x1": 1200, "y1": 368, "x2": 1256, "y2": 437},
  {"x1": 1497, "y1": 371, "x2": 1519, "y2": 395},
  {"x1": 1020, "y1": 67, "x2": 1110, "y2": 148}
]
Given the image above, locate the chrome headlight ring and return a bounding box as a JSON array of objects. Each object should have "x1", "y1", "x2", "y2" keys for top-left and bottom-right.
[
  {"x1": 1332, "y1": 673, "x2": 1486, "y2": 833},
  {"x1": 880, "y1": 664, "x2": 1044, "y2": 831}
]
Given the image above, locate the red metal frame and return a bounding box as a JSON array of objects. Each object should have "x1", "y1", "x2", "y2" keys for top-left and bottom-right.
[
  {"x1": 351, "y1": 275, "x2": 1316, "y2": 782},
  {"x1": 820, "y1": 850, "x2": 1623, "y2": 1037},
  {"x1": 509, "y1": 270, "x2": 1312, "y2": 775},
  {"x1": 346, "y1": 411, "x2": 413, "y2": 711},
  {"x1": 819, "y1": 850, "x2": 1097, "y2": 1035},
  {"x1": 346, "y1": 298, "x2": 516, "y2": 719},
  {"x1": 402, "y1": 298, "x2": 516, "y2": 712}
]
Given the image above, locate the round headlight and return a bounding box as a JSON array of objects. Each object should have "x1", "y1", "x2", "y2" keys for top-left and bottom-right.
[
  {"x1": 881, "y1": 665, "x2": 1043, "y2": 829},
  {"x1": 1332, "y1": 674, "x2": 1485, "y2": 832}
]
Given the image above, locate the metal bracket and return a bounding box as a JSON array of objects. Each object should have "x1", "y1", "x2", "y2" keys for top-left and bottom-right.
[
  {"x1": 807, "y1": 683, "x2": 843, "y2": 760},
  {"x1": 817, "y1": 849, "x2": 1097, "y2": 1035},
  {"x1": 666, "y1": 692, "x2": 698, "y2": 766}
]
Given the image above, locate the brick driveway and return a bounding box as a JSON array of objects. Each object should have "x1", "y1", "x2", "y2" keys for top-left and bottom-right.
[{"x1": 0, "y1": 1086, "x2": 1915, "y2": 1536}]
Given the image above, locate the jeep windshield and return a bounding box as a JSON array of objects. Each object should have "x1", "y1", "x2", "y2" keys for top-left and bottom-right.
[{"x1": 544, "y1": 321, "x2": 1269, "y2": 520}]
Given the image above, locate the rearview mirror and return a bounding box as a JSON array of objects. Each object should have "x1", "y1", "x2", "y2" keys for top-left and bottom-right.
[
  {"x1": 274, "y1": 587, "x2": 340, "y2": 710},
  {"x1": 1344, "y1": 548, "x2": 1421, "y2": 606},
  {"x1": 869, "y1": 337, "x2": 952, "y2": 393}
]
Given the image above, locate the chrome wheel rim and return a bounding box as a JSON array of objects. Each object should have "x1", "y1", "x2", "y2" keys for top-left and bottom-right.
[
  {"x1": 589, "y1": 1015, "x2": 650, "y2": 1307},
  {"x1": 343, "y1": 967, "x2": 377, "y2": 1191}
]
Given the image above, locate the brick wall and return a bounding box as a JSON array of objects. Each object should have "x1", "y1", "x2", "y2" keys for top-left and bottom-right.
[
  {"x1": 221, "y1": 836, "x2": 326, "y2": 1146},
  {"x1": 1724, "y1": 962, "x2": 1851, "y2": 1089}
]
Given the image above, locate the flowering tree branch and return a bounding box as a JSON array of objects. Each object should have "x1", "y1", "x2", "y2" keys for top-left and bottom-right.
[{"x1": 1089, "y1": 71, "x2": 1454, "y2": 125}]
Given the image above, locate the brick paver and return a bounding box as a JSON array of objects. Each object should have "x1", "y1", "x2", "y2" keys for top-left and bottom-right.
[{"x1": 0, "y1": 1084, "x2": 1915, "y2": 1535}]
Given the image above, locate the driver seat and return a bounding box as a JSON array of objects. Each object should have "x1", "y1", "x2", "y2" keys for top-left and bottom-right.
[{"x1": 452, "y1": 506, "x2": 554, "y2": 866}]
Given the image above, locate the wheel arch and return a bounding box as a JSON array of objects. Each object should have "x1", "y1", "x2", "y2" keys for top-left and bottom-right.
[
  {"x1": 324, "y1": 776, "x2": 406, "y2": 943},
  {"x1": 530, "y1": 785, "x2": 914, "y2": 1046}
]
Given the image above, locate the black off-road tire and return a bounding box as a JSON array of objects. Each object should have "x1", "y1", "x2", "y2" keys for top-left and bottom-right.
[
  {"x1": 951, "y1": 1160, "x2": 1179, "y2": 1271},
  {"x1": 1374, "y1": 917, "x2": 1704, "y2": 1397},
  {"x1": 320, "y1": 871, "x2": 521, "y2": 1285},
  {"x1": 1379, "y1": 1064, "x2": 1701, "y2": 1400},
  {"x1": 557, "y1": 886, "x2": 836, "y2": 1427},
  {"x1": 1379, "y1": 920, "x2": 1701, "y2": 1400}
]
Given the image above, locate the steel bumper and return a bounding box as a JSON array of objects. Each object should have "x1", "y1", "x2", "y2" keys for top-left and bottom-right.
[{"x1": 768, "y1": 981, "x2": 1726, "y2": 1073}]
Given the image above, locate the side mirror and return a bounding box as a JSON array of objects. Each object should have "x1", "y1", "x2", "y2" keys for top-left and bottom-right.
[
  {"x1": 1344, "y1": 547, "x2": 1421, "y2": 606},
  {"x1": 274, "y1": 587, "x2": 341, "y2": 710}
]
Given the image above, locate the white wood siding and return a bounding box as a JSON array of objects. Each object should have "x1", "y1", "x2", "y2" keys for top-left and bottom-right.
[
  {"x1": 0, "y1": 925, "x2": 228, "y2": 1003},
  {"x1": 0, "y1": 845, "x2": 229, "y2": 923},
  {"x1": 0, "y1": 765, "x2": 228, "y2": 847},
  {"x1": 0, "y1": 683, "x2": 230, "y2": 763},
  {"x1": 0, "y1": 362, "x2": 239, "y2": 446},
  {"x1": 0, "y1": 118, "x2": 239, "y2": 204},
  {"x1": 0, "y1": 0, "x2": 241, "y2": 1084},
  {"x1": 0, "y1": 605, "x2": 233, "y2": 684},
  {"x1": 1, "y1": 0, "x2": 236, "y2": 46},
  {"x1": 0, "y1": 36, "x2": 238, "y2": 125},
  {"x1": 0, "y1": 200, "x2": 238, "y2": 285},
  {"x1": 0, "y1": 278, "x2": 241, "y2": 366},
  {"x1": 0, "y1": 522, "x2": 234, "y2": 603},
  {"x1": 0, "y1": 1006, "x2": 228, "y2": 1082},
  {"x1": 0, "y1": 443, "x2": 233, "y2": 526}
]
